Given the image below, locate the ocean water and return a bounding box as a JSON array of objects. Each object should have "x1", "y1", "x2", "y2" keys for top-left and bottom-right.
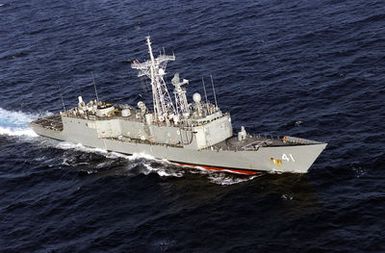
[{"x1": 1, "y1": 0, "x2": 385, "y2": 252}]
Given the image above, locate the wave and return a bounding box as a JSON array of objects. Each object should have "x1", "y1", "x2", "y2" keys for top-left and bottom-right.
[
  {"x1": 54, "y1": 142, "x2": 257, "y2": 184},
  {"x1": 55, "y1": 142, "x2": 184, "y2": 176},
  {"x1": 0, "y1": 108, "x2": 45, "y2": 137},
  {"x1": 55, "y1": 142, "x2": 157, "y2": 161},
  {"x1": 207, "y1": 172, "x2": 260, "y2": 185}
]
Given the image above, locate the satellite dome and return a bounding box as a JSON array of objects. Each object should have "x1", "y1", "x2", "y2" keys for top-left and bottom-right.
[{"x1": 193, "y1": 93, "x2": 201, "y2": 103}]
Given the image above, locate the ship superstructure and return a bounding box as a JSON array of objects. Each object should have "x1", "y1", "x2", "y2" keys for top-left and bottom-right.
[{"x1": 31, "y1": 36, "x2": 327, "y2": 174}]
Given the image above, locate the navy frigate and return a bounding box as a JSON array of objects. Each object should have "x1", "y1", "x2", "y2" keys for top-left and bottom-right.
[{"x1": 31, "y1": 36, "x2": 327, "y2": 175}]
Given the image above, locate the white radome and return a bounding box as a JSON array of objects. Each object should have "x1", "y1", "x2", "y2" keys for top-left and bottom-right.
[{"x1": 193, "y1": 92, "x2": 201, "y2": 103}]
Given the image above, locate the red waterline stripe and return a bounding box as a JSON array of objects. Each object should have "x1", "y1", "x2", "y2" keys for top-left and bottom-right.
[{"x1": 173, "y1": 162, "x2": 259, "y2": 176}]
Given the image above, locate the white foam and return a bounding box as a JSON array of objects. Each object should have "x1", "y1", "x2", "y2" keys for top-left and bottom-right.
[
  {"x1": 207, "y1": 173, "x2": 259, "y2": 185},
  {"x1": 56, "y1": 142, "x2": 108, "y2": 155},
  {"x1": 0, "y1": 127, "x2": 38, "y2": 137},
  {"x1": 55, "y1": 142, "x2": 158, "y2": 163},
  {"x1": 0, "y1": 108, "x2": 49, "y2": 137},
  {"x1": 43, "y1": 137, "x2": 257, "y2": 183},
  {"x1": 106, "y1": 151, "x2": 156, "y2": 161},
  {"x1": 281, "y1": 194, "x2": 294, "y2": 201},
  {"x1": 142, "y1": 163, "x2": 184, "y2": 177},
  {"x1": 54, "y1": 141, "x2": 257, "y2": 182}
]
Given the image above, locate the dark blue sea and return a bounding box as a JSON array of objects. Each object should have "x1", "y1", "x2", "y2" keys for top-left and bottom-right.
[{"x1": 1, "y1": 0, "x2": 385, "y2": 252}]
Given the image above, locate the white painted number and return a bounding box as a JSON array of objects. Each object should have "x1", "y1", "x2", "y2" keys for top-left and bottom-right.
[{"x1": 282, "y1": 153, "x2": 296, "y2": 162}]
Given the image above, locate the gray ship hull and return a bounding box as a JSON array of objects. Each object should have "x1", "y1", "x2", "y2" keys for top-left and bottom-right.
[
  {"x1": 31, "y1": 122, "x2": 326, "y2": 174},
  {"x1": 30, "y1": 37, "x2": 327, "y2": 175}
]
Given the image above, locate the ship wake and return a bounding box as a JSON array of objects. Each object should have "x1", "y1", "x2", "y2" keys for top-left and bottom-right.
[
  {"x1": 56, "y1": 142, "x2": 185, "y2": 178},
  {"x1": 0, "y1": 108, "x2": 41, "y2": 137},
  {"x1": 54, "y1": 142, "x2": 258, "y2": 185}
]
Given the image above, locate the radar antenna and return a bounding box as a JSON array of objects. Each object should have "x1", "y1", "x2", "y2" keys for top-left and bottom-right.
[
  {"x1": 131, "y1": 36, "x2": 176, "y2": 122},
  {"x1": 172, "y1": 73, "x2": 190, "y2": 118}
]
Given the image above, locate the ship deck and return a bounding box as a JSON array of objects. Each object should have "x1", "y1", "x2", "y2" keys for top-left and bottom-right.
[
  {"x1": 31, "y1": 115, "x2": 63, "y2": 131},
  {"x1": 107, "y1": 134, "x2": 319, "y2": 151},
  {"x1": 210, "y1": 134, "x2": 320, "y2": 152}
]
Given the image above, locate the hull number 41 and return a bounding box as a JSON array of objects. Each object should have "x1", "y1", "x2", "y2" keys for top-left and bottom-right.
[{"x1": 282, "y1": 154, "x2": 295, "y2": 162}]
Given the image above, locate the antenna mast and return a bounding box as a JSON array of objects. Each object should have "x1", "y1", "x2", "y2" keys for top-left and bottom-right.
[
  {"x1": 57, "y1": 82, "x2": 66, "y2": 111},
  {"x1": 210, "y1": 74, "x2": 218, "y2": 108},
  {"x1": 131, "y1": 36, "x2": 176, "y2": 122},
  {"x1": 61, "y1": 94, "x2": 66, "y2": 110},
  {"x1": 201, "y1": 77, "x2": 209, "y2": 108},
  {"x1": 92, "y1": 72, "x2": 99, "y2": 101}
]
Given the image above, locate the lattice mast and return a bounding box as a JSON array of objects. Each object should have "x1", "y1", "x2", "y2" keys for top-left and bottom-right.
[{"x1": 131, "y1": 36, "x2": 176, "y2": 121}]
